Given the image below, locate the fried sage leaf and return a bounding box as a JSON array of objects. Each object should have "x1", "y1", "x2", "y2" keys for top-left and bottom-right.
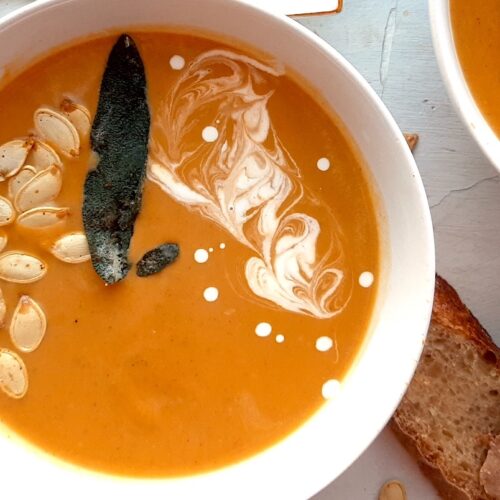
[
  {"x1": 136, "y1": 243, "x2": 179, "y2": 277},
  {"x1": 83, "y1": 34, "x2": 150, "y2": 285}
]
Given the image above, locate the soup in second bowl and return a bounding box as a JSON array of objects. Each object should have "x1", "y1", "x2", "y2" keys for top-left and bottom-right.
[
  {"x1": 451, "y1": 0, "x2": 500, "y2": 137},
  {"x1": 0, "y1": 31, "x2": 379, "y2": 477}
]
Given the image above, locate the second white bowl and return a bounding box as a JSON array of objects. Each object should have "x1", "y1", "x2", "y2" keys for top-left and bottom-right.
[{"x1": 429, "y1": 0, "x2": 500, "y2": 172}]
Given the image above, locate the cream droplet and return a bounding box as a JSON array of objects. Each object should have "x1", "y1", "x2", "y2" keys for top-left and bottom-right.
[
  {"x1": 169, "y1": 55, "x2": 185, "y2": 70},
  {"x1": 322, "y1": 379, "x2": 341, "y2": 400},
  {"x1": 194, "y1": 248, "x2": 209, "y2": 263},
  {"x1": 317, "y1": 157, "x2": 331, "y2": 171},
  {"x1": 255, "y1": 322, "x2": 272, "y2": 337},
  {"x1": 359, "y1": 271, "x2": 374, "y2": 288},
  {"x1": 219, "y1": 243, "x2": 226, "y2": 249},
  {"x1": 202, "y1": 126, "x2": 219, "y2": 143},
  {"x1": 208, "y1": 247, "x2": 214, "y2": 253},
  {"x1": 316, "y1": 336, "x2": 333, "y2": 352},
  {"x1": 203, "y1": 287, "x2": 219, "y2": 302},
  {"x1": 275, "y1": 334, "x2": 285, "y2": 343}
]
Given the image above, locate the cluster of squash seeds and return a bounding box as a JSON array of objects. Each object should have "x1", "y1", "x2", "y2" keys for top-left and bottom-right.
[{"x1": 0, "y1": 99, "x2": 91, "y2": 399}]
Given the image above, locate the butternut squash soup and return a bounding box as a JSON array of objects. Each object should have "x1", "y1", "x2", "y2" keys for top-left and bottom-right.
[
  {"x1": 451, "y1": 0, "x2": 500, "y2": 137},
  {"x1": 0, "y1": 32, "x2": 379, "y2": 477}
]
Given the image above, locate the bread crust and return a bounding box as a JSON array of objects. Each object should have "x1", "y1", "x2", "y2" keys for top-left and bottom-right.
[
  {"x1": 432, "y1": 276, "x2": 499, "y2": 369},
  {"x1": 392, "y1": 275, "x2": 499, "y2": 500},
  {"x1": 391, "y1": 421, "x2": 472, "y2": 500}
]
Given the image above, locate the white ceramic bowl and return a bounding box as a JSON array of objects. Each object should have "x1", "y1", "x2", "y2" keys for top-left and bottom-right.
[
  {"x1": 0, "y1": 0, "x2": 435, "y2": 498},
  {"x1": 429, "y1": 0, "x2": 500, "y2": 172}
]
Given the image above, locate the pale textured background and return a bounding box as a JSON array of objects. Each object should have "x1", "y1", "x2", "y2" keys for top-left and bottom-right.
[{"x1": 1, "y1": 0, "x2": 498, "y2": 498}]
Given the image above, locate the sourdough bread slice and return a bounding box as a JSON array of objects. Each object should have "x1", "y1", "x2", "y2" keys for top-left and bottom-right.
[{"x1": 392, "y1": 275, "x2": 500, "y2": 500}]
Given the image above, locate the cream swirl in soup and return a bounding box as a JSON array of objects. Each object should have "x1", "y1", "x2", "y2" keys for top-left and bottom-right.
[{"x1": 149, "y1": 50, "x2": 350, "y2": 318}]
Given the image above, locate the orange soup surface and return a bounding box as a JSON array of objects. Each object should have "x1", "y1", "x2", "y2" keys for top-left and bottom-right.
[
  {"x1": 451, "y1": 0, "x2": 500, "y2": 136},
  {"x1": 0, "y1": 31, "x2": 379, "y2": 477}
]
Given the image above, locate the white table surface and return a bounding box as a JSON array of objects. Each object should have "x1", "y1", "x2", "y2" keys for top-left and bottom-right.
[{"x1": 1, "y1": 1, "x2": 498, "y2": 498}]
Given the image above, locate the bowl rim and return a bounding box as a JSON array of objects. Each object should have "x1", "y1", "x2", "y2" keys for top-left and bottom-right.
[
  {"x1": 429, "y1": 0, "x2": 500, "y2": 172},
  {"x1": 0, "y1": 0, "x2": 435, "y2": 498}
]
